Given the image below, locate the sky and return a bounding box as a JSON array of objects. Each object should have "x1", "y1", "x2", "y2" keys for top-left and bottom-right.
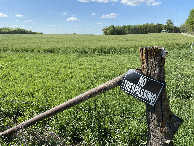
[{"x1": 0, "y1": 0, "x2": 193, "y2": 34}]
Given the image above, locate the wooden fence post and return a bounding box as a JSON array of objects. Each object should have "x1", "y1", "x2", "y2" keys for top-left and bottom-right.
[{"x1": 139, "y1": 47, "x2": 183, "y2": 145}]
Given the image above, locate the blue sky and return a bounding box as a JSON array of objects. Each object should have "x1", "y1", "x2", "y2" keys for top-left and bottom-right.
[{"x1": 0, "y1": 0, "x2": 193, "y2": 34}]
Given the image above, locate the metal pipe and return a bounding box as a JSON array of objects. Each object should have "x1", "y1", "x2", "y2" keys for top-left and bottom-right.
[{"x1": 0, "y1": 74, "x2": 124, "y2": 137}]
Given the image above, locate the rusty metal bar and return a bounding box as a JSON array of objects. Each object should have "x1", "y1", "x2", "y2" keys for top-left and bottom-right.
[{"x1": 0, "y1": 74, "x2": 124, "y2": 137}]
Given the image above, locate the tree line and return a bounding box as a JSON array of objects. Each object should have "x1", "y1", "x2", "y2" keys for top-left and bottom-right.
[
  {"x1": 0, "y1": 27, "x2": 43, "y2": 34},
  {"x1": 103, "y1": 9, "x2": 194, "y2": 35},
  {"x1": 102, "y1": 20, "x2": 180, "y2": 35}
]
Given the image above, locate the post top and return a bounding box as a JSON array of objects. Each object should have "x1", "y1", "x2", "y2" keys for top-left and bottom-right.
[
  {"x1": 139, "y1": 46, "x2": 164, "y2": 50},
  {"x1": 139, "y1": 46, "x2": 168, "y2": 58}
]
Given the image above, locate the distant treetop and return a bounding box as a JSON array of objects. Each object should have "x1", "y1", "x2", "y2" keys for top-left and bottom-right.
[{"x1": 0, "y1": 27, "x2": 43, "y2": 34}]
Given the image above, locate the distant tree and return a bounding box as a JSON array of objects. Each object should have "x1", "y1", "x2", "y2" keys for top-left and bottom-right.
[
  {"x1": 125, "y1": 25, "x2": 132, "y2": 34},
  {"x1": 107, "y1": 25, "x2": 116, "y2": 35},
  {"x1": 166, "y1": 19, "x2": 174, "y2": 26},
  {"x1": 115, "y1": 26, "x2": 123, "y2": 35},
  {"x1": 173, "y1": 26, "x2": 180, "y2": 33},
  {"x1": 143, "y1": 23, "x2": 150, "y2": 34},
  {"x1": 165, "y1": 19, "x2": 174, "y2": 32},
  {"x1": 185, "y1": 9, "x2": 194, "y2": 33},
  {"x1": 149, "y1": 23, "x2": 155, "y2": 33},
  {"x1": 115, "y1": 26, "x2": 126, "y2": 35},
  {"x1": 102, "y1": 27, "x2": 108, "y2": 35},
  {"x1": 155, "y1": 23, "x2": 163, "y2": 33},
  {"x1": 180, "y1": 23, "x2": 188, "y2": 33},
  {"x1": 122, "y1": 25, "x2": 127, "y2": 34}
]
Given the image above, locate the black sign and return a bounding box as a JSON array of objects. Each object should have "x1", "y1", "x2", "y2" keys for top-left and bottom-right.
[{"x1": 120, "y1": 69, "x2": 165, "y2": 106}]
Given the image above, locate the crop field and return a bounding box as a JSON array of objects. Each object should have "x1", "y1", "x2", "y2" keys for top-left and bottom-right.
[{"x1": 0, "y1": 33, "x2": 193, "y2": 145}]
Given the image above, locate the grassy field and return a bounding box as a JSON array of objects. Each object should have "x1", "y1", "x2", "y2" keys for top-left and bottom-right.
[{"x1": 0, "y1": 33, "x2": 193, "y2": 145}]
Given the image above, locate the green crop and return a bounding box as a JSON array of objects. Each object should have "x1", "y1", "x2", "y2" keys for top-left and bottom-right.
[
  {"x1": 0, "y1": 33, "x2": 193, "y2": 145},
  {"x1": 0, "y1": 33, "x2": 193, "y2": 54}
]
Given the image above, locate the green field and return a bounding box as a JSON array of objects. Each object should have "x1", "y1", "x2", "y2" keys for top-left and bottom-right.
[{"x1": 0, "y1": 33, "x2": 193, "y2": 145}]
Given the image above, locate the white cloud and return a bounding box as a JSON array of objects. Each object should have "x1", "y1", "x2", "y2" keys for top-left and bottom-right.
[
  {"x1": 24, "y1": 20, "x2": 33, "y2": 23},
  {"x1": 0, "y1": 12, "x2": 8, "y2": 18},
  {"x1": 77, "y1": 0, "x2": 89, "y2": 2},
  {"x1": 63, "y1": 12, "x2": 68, "y2": 15},
  {"x1": 66, "y1": 17, "x2": 80, "y2": 21},
  {"x1": 16, "y1": 14, "x2": 24, "y2": 17},
  {"x1": 92, "y1": 13, "x2": 96, "y2": 16},
  {"x1": 92, "y1": 0, "x2": 118, "y2": 2},
  {"x1": 100, "y1": 13, "x2": 119, "y2": 19},
  {"x1": 148, "y1": 1, "x2": 161, "y2": 6},
  {"x1": 121, "y1": 0, "x2": 161, "y2": 6},
  {"x1": 78, "y1": 0, "x2": 118, "y2": 2},
  {"x1": 97, "y1": 22, "x2": 104, "y2": 25}
]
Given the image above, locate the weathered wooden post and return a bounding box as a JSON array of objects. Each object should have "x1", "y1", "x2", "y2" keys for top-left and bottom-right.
[{"x1": 139, "y1": 47, "x2": 183, "y2": 145}]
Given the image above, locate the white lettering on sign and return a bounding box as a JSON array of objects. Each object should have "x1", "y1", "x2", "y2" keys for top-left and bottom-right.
[
  {"x1": 123, "y1": 80, "x2": 156, "y2": 106},
  {"x1": 137, "y1": 76, "x2": 147, "y2": 87},
  {"x1": 120, "y1": 69, "x2": 165, "y2": 106}
]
